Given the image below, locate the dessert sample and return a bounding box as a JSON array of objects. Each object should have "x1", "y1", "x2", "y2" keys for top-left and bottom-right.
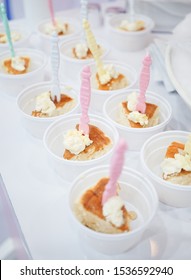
[
  {"x1": 32, "y1": 91, "x2": 76, "y2": 118},
  {"x1": 44, "y1": 20, "x2": 69, "y2": 36},
  {"x1": 161, "y1": 136, "x2": 191, "y2": 185},
  {"x1": 94, "y1": 64, "x2": 128, "y2": 91},
  {"x1": 74, "y1": 177, "x2": 136, "y2": 234},
  {"x1": 72, "y1": 43, "x2": 102, "y2": 60},
  {"x1": 72, "y1": 42, "x2": 92, "y2": 59},
  {"x1": 3, "y1": 56, "x2": 30, "y2": 75},
  {"x1": 119, "y1": 20, "x2": 145, "y2": 32},
  {"x1": 118, "y1": 53, "x2": 159, "y2": 128},
  {"x1": 118, "y1": 91, "x2": 159, "y2": 128},
  {"x1": 74, "y1": 139, "x2": 137, "y2": 234},
  {"x1": 0, "y1": 31, "x2": 21, "y2": 44},
  {"x1": 83, "y1": 19, "x2": 128, "y2": 91},
  {"x1": 63, "y1": 65, "x2": 112, "y2": 161},
  {"x1": 63, "y1": 124, "x2": 112, "y2": 161}
]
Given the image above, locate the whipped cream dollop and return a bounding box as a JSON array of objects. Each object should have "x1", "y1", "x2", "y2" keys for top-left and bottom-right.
[
  {"x1": 74, "y1": 43, "x2": 88, "y2": 59},
  {"x1": 99, "y1": 64, "x2": 119, "y2": 85},
  {"x1": 11, "y1": 56, "x2": 26, "y2": 71},
  {"x1": 63, "y1": 129, "x2": 93, "y2": 155},
  {"x1": 35, "y1": 91, "x2": 56, "y2": 116},
  {"x1": 128, "y1": 111, "x2": 148, "y2": 126},
  {"x1": 120, "y1": 20, "x2": 145, "y2": 31},
  {"x1": 0, "y1": 31, "x2": 21, "y2": 43},
  {"x1": 45, "y1": 21, "x2": 67, "y2": 35},
  {"x1": 126, "y1": 92, "x2": 148, "y2": 126},
  {"x1": 161, "y1": 136, "x2": 191, "y2": 178},
  {"x1": 103, "y1": 196, "x2": 125, "y2": 227}
]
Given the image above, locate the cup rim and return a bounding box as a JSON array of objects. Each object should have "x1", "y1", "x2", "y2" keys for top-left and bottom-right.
[
  {"x1": 68, "y1": 165, "x2": 158, "y2": 240},
  {"x1": 36, "y1": 16, "x2": 80, "y2": 40},
  {"x1": 140, "y1": 130, "x2": 191, "y2": 190},
  {"x1": 59, "y1": 36, "x2": 110, "y2": 64},
  {"x1": 84, "y1": 60, "x2": 137, "y2": 94},
  {"x1": 43, "y1": 114, "x2": 119, "y2": 165},
  {"x1": 0, "y1": 22, "x2": 31, "y2": 47},
  {"x1": 108, "y1": 13, "x2": 155, "y2": 35},
  {"x1": 103, "y1": 89, "x2": 172, "y2": 132},
  {"x1": 16, "y1": 81, "x2": 79, "y2": 122},
  {"x1": 0, "y1": 48, "x2": 48, "y2": 79}
]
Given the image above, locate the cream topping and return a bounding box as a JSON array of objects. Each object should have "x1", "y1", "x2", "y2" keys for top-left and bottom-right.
[
  {"x1": 11, "y1": 56, "x2": 26, "y2": 71},
  {"x1": 45, "y1": 21, "x2": 67, "y2": 35},
  {"x1": 126, "y1": 92, "x2": 148, "y2": 125},
  {"x1": 99, "y1": 64, "x2": 119, "y2": 85},
  {"x1": 127, "y1": 91, "x2": 138, "y2": 111},
  {"x1": 103, "y1": 196, "x2": 125, "y2": 227},
  {"x1": 161, "y1": 136, "x2": 191, "y2": 178},
  {"x1": 63, "y1": 129, "x2": 93, "y2": 155},
  {"x1": 0, "y1": 31, "x2": 21, "y2": 43},
  {"x1": 184, "y1": 135, "x2": 191, "y2": 156},
  {"x1": 74, "y1": 43, "x2": 88, "y2": 59},
  {"x1": 128, "y1": 111, "x2": 148, "y2": 126},
  {"x1": 119, "y1": 20, "x2": 145, "y2": 31},
  {"x1": 35, "y1": 91, "x2": 56, "y2": 116}
]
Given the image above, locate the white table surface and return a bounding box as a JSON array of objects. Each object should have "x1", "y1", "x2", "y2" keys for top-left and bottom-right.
[{"x1": 1, "y1": 9, "x2": 191, "y2": 260}]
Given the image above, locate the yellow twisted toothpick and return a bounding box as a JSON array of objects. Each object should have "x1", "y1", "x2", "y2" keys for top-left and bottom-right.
[{"x1": 83, "y1": 19, "x2": 106, "y2": 79}]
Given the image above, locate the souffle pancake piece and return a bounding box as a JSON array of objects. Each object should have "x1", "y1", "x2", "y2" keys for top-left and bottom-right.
[
  {"x1": 161, "y1": 138, "x2": 191, "y2": 185},
  {"x1": 74, "y1": 177, "x2": 136, "y2": 234},
  {"x1": 63, "y1": 124, "x2": 112, "y2": 161}
]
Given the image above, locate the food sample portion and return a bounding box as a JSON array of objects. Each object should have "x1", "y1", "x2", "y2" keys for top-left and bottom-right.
[
  {"x1": 161, "y1": 136, "x2": 191, "y2": 185},
  {"x1": 63, "y1": 124, "x2": 112, "y2": 161},
  {"x1": 31, "y1": 91, "x2": 76, "y2": 118},
  {"x1": 0, "y1": 31, "x2": 21, "y2": 44},
  {"x1": 3, "y1": 56, "x2": 30, "y2": 74},
  {"x1": 118, "y1": 92, "x2": 159, "y2": 128},
  {"x1": 44, "y1": 20, "x2": 69, "y2": 36},
  {"x1": 72, "y1": 43, "x2": 102, "y2": 60},
  {"x1": 94, "y1": 64, "x2": 128, "y2": 91},
  {"x1": 119, "y1": 20, "x2": 145, "y2": 32},
  {"x1": 82, "y1": 19, "x2": 128, "y2": 91},
  {"x1": 74, "y1": 177, "x2": 136, "y2": 234}
]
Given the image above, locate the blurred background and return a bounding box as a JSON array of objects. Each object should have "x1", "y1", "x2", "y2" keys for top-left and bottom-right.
[{"x1": 1, "y1": 0, "x2": 191, "y2": 32}]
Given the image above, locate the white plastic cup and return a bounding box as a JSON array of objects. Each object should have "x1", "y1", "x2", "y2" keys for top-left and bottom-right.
[
  {"x1": 86, "y1": 60, "x2": 137, "y2": 113},
  {"x1": 103, "y1": 89, "x2": 172, "y2": 151},
  {"x1": 68, "y1": 165, "x2": 158, "y2": 255},
  {"x1": 107, "y1": 14, "x2": 154, "y2": 52},
  {"x1": 37, "y1": 17, "x2": 81, "y2": 54},
  {"x1": 60, "y1": 37, "x2": 110, "y2": 84},
  {"x1": 0, "y1": 23, "x2": 31, "y2": 51},
  {"x1": 23, "y1": 0, "x2": 50, "y2": 31},
  {"x1": 43, "y1": 114, "x2": 119, "y2": 182},
  {"x1": 17, "y1": 82, "x2": 79, "y2": 139},
  {"x1": 140, "y1": 130, "x2": 191, "y2": 208},
  {"x1": 0, "y1": 48, "x2": 48, "y2": 97}
]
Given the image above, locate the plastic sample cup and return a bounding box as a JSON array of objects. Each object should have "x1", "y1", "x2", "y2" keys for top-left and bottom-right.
[
  {"x1": 43, "y1": 114, "x2": 119, "y2": 182},
  {"x1": 68, "y1": 165, "x2": 158, "y2": 255},
  {"x1": 0, "y1": 48, "x2": 48, "y2": 97},
  {"x1": 86, "y1": 60, "x2": 137, "y2": 113},
  {"x1": 107, "y1": 14, "x2": 154, "y2": 52},
  {"x1": 0, "y1": 22, "x2": 31, "y2": 51},
  {"x1": 17, "y1": 82, "x2": 79, "y2": 139},
  {"x1": 37, "y1": 17, "x2": 81, "y2": 54},
  {"x1": 60, "y1": 37, "x2": 110, "y2": 84},
  {"x1": 103, "y1": 89, "x2": 172, "y2": 151},
  {"x1": 141, "y1": 130, "x2": 191, "y2": 207}
]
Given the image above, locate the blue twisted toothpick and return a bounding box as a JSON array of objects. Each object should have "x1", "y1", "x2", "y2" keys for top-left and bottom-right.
[{"x1": 0, "y1": 2, "x2": 15, "y2": 57}]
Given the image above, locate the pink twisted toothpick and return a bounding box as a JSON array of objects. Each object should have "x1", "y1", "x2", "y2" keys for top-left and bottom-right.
[
  {"x1": 48, "y1": 0, "x2": 56, "y2": 26},
  {"x1": 79, "y1": 66, "x2": 91, "y2": 135},
  {"x1": 136, "y1": 53, "x2": 152, "y2": 114},
  {"x1": 102, "y1": 139, "x2": 127, "y2": 205}
]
